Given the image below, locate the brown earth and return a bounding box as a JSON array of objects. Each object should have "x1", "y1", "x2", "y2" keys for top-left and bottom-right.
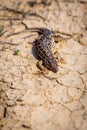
[{"x1": 0, "y1": 0, "x2": 87, "y2": 130}]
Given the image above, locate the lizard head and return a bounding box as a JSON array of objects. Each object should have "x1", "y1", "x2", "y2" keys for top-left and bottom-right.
[{"x1": 45, "y1": 57, "x2": 58, "y2": 73}]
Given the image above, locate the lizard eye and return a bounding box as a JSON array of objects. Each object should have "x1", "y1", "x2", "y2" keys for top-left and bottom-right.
[
  {"x1": 49, "y1": 37, "x2": 54, "y2": 43},
  {"x1": 48, "y1": 36, "x2": 52, "y2": 40}
]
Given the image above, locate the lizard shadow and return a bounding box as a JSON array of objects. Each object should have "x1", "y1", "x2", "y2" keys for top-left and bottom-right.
[{"x1": 31, "y1": 39, "x2": 41, "y2": 60}]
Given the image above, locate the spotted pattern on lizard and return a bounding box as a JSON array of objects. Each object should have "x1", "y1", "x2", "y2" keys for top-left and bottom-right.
[{"x1": 29, "y1": 27, "x2": 58, "y2": 73}]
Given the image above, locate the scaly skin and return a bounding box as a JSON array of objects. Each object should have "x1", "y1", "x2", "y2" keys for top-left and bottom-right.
[{"x1": 29, "y1": 28, "x2": 58, "y2": 73}]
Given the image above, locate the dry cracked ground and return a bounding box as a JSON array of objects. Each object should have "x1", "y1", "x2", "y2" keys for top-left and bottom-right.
[{"x1": 0, "y1": 0, "x2": 87, "y2": 130}]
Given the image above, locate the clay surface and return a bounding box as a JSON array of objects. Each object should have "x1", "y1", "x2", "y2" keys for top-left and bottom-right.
[{"x1": 0, "y1": 0, "x2": 87, "y2": 130}]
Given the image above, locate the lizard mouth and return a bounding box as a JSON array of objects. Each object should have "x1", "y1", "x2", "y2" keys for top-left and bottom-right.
[
  {"x1": 47, "y1": 64, "x2": 58, "y2": 73},
  {"x1": 52, "y1": 67, "x2": 58, "y2": 73}
]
